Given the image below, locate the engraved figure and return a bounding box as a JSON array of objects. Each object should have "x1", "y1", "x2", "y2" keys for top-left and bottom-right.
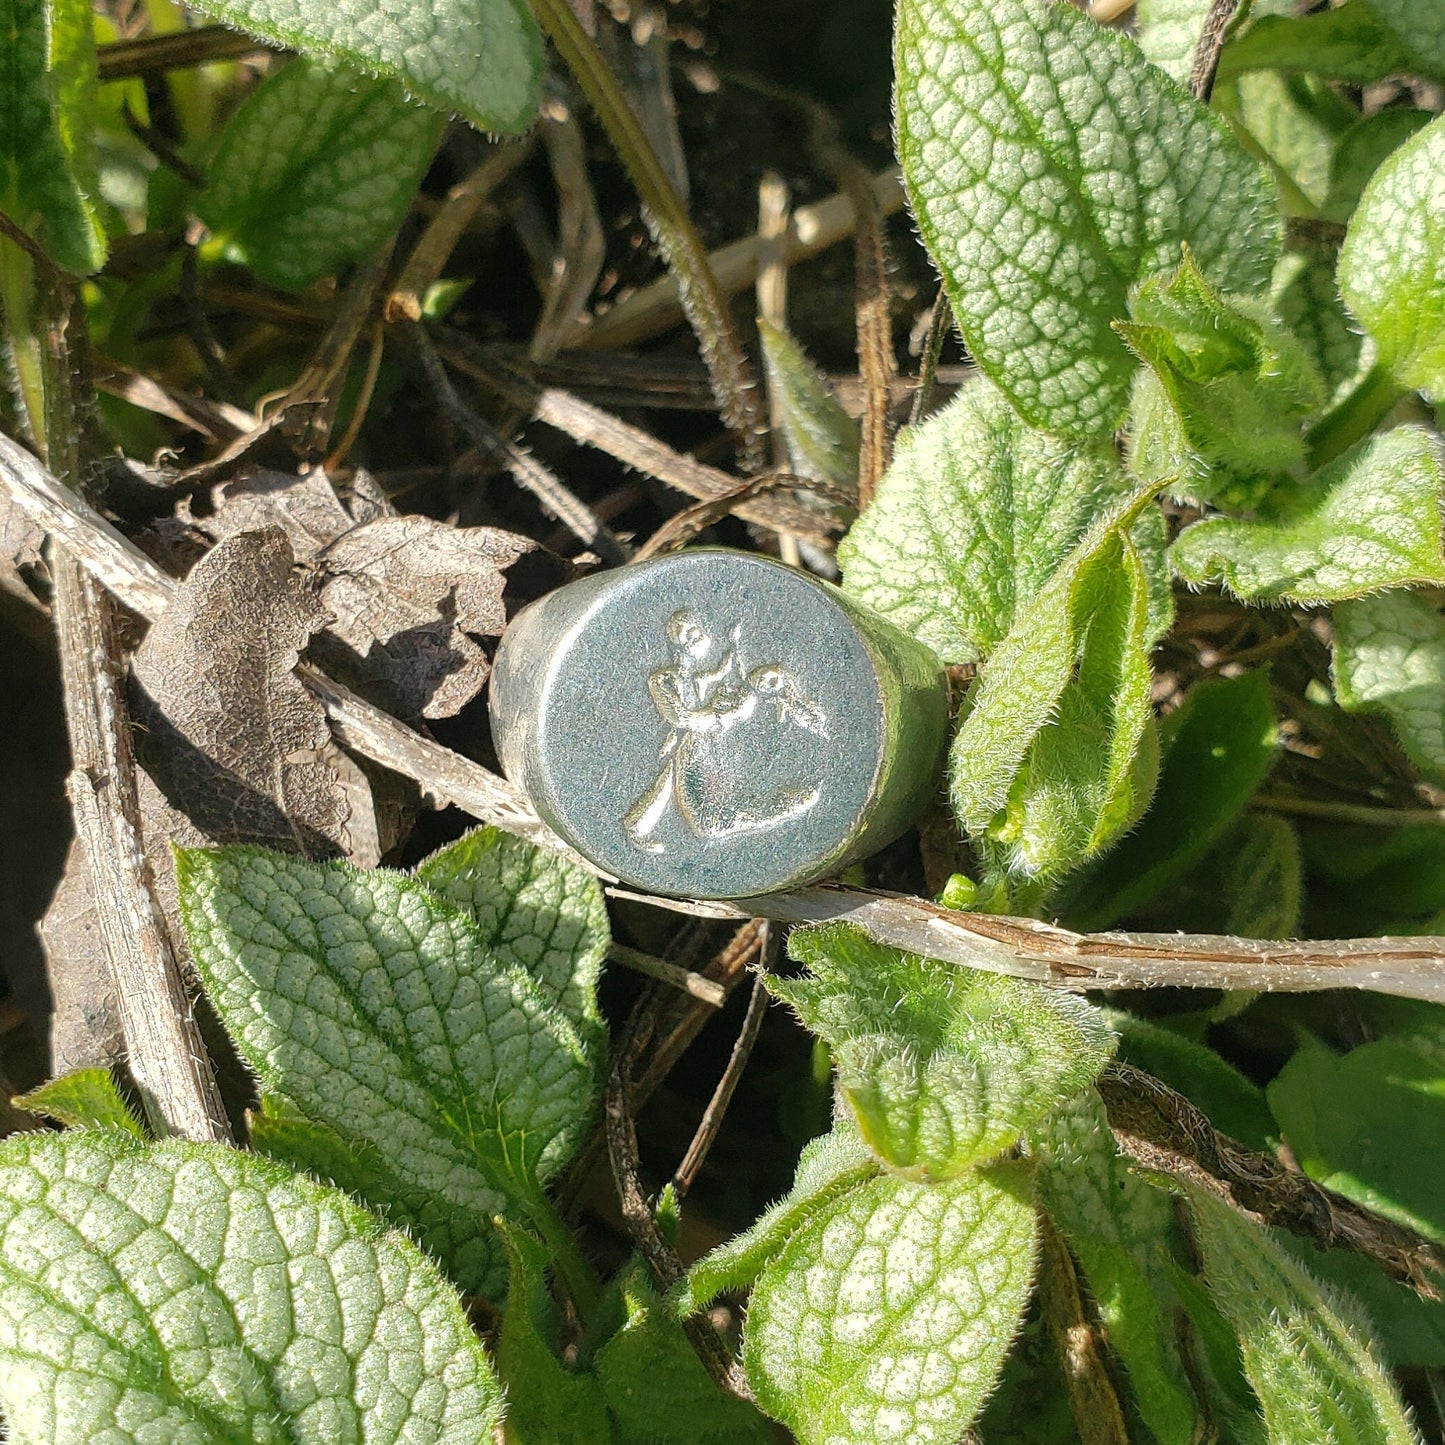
[{"x1": 623, "y1": 610, "x2": 830, "y2": 851}]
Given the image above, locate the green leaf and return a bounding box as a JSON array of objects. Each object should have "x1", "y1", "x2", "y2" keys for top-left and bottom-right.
[
  {"x1": 1223, "y1": 813, "x2": 1303, "y2": 940},
  {"x1": 11, "y1": 1067, "x2": 146, "y2": 1137},
  {"x1": 1324, "y1": 109, "x2": 1434, "y2": 224},
  {"x1": 895, "y1": 0, "x2": 1280, "y2": 437},
  {"x1": 496, "y1": 1221, "x2": 613, "y2": 1443},
  {"x1": 1171, "y1": 426, "x2": 1445, "y2": 603},
  {"x1": 1123, "y1": 252, "x2": 1324, "y2": 506},
  {"x1": 1365, "y1": 0, "x2": 1445, "y2": 78},
  {"x1": 191, "y1": 0, "x2": 541, "y2": 133},
  {"x1": 415, "y1": 823, "x2": 608, "y2": 1056},
  {"x1": 1060, "y1": 670, "x2": 1278, "y2": 930},
  {"x1": 1227, "y1": 71, "x2": 1347, "y2": 218},
  {"x1": 1280, "y1": 1237, "x2": 1445, "y2": 1370},
  {"x1": 1268, "y1": 1038, "x2": 1445, "y2": 1241},
  {"x1": 771, "y1": 924, "x2": 1115, "y2": 1180},
  {"x1": 0, "y1": 0, "x2": 106, "y2": 273},
  {"x1": 0, "y1": 1130, "x2": 502, "y2": 1443},
  {"x1": 1135, "y1": 0, "x2": 1214, "y2": 85},
  {"x1": 1182, "y1": 1181, "x2": 1421, "y2": 1444},
  {"x1": 177, "y1": 844, "x2": 598, "y2": 1297},
  {"x1": 1273, "y1": 241, "x2": 1367, "y2": 399},
  {"x1": 595, "y1": 1264, "x2": 772, "y2": 1444},
  {"x1": 1334, "y1": 590, "x2": 1445, "y2": 784},
  {"x1": 1338, "y1": 113, "x2": 1445, "y2": 400},
  {"x1": 977, "y1": 535, "x2": 1161, "y2": 886},
  {"x1": 839, "y1": 377, "x2": 1129, "y2": 665},
  {"x1": 247, "y1": 1092, "x2": 489, "y2": 1275},
  {"x1": 1219, "y1": 3, "x2": 1420, "y2": 86},
  {"x1": 675, "y1": 1124, "x2": 880, "y2": 1316},
  {"x1": 758, "y1": 318, "x2": 860, "y2": 491},
  {"x1": 196, "y1": 58, "x2": 444, "y2": 292},
  {"x1": 950, "y1": 498, "x2": 1170, "y2": 890},
  {"x1": 743, "y1": 1161, "x2": 1037, "y2": 1445},
  {"x1": 1033, "y1": 1091, "x2": 1201, "y2": 1444}
]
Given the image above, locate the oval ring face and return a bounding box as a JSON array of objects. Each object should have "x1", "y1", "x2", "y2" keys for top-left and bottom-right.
[{"x1": 532, "y1": 553, "x2": 886, "y2": 897}]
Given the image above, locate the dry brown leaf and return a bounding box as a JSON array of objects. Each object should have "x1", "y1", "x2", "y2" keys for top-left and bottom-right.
[
  {"x1": 39, "y1": 837, "x2": 122, "y2": 1073},
  {"x1": 196, "y1": 469, "x2": 539, "y2": 719},
  {"x1": 316, "y1": 516, "x2": 534, "y2": 719},
  {"x1": 130, "y1": 526, "x2": 373, "y2": 858}
]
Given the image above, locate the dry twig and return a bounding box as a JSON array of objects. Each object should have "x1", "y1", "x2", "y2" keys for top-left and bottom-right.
[
  {"x1": 1099, "y1": 1062, "x2": 1445, "y2": 1299},
  {"x1": 1037, "y1": 1213, "x2": 1129, "y2": 1445}
]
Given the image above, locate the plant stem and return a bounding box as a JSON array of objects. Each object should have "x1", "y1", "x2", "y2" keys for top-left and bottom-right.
[
  {"x1": 0, "y1": 236, "x2": 48, "y2": 455},
  {"x1": 528, "y1": 1191, "x2": 602, "y2": 1324},
  {"x1": 528, "y1": 0, "x2": 766, "y2": 471},
  {"x1": 1306, "y1": 361, "x2": 1405, "y2": 471}
]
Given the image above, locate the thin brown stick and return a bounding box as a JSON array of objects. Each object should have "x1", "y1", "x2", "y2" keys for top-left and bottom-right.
[
  {"x1": 632, "y1": 472, "x2": 853, "y2": 560},
  {"x1": 438, "y1": 335, "x2": 848, "y2": 540},
  {"x1": 1098, "y1": 1062, "x2": 1445, "y2": 1300},
  {"x1": 673, "y1": 967, "x2": 771, "y2": 1195},
  {"x1": 1190, "y1": 0, "x2": 1245, "y2": 101},
  {"x1": 410, "y1": 325, "x2": 631, "y2": 563},
  {"x1": 97, "y1": 26, "x2": 271, "y2": 81},
  {"x1": 1037, "y1": 1213, "x2": 1130, "y2": 1445},
  {"x1": 609, "y1": 943, "x2": 727, "y2": 1006},
  {"x1": 909, "y1": 291, "x2": 954, "y2": 428},
  {"x1": 52, "y1": 556, "x2": 232, "y2": 1142},
  {"x1": 569, "y1": 168, "x2": 905, "y2": 352},
  {"x1": 606, "y1": 1005, "x2": 751, "y2": 1397},
  {"x1": 15, "y1": 444, "x2": 1445, "y2": 1002},
  {"x1": 385, "y1": 141, "x2": 533, "y2": 324}
]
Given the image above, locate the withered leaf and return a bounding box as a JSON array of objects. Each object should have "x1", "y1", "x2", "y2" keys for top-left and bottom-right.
[
  {"x1": 315, "y1": 516, "x2": 536, "y2": 719},
  {"x1": 130, "y1": 527, "x2": 374, "y2": 859}
]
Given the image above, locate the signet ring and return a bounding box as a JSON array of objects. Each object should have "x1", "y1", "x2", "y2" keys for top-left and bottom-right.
[{"x1": 488, "y1": 548, "x2": 949, "y2": 899}]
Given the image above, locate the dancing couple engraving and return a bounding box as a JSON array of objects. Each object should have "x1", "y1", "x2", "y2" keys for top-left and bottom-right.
[{"x1": 623, "y1": 609, "x2": 831, "y2": 852}]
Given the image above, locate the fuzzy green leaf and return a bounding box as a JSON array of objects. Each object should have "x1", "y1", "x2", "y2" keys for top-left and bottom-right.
[
  {"x1": 839, "y1": 377, "x2": 1129, "y2": 664},
  {"x1": 975, "y1": 531, "x2": 1161, "y2": 888},
  {"x1": 1060, "y1": 670, "x2": 1279, "y2": 930},
  {"x1": 1135, "y1": 0, "x2": 1214, "y2": 84},
  {"x1": 675, "y1": 1125, "x2": 880, "y2": 1317},
  {"x1": 177, "y1": 845, "x2": 598, "y2": 1297},
  {"x1": 191, "y1": 0, "x2": 540, "y2": 133},
  {"x1": 0, "y1": 0, "x2": 106, "y2": 273},
  {"x1": 246, "y1": 1093, "x2": 489, "y2": 1278},
  {"x1": 0, "y1": 1131, "x2": 502, "y2": 1443},
  {"x1": 1223, "y1": 814, "x2": 1303, "y2": 940},
  {"x1": 1122, "y1": 250, "x2": 1324, "y2": 505},
  {"x1": 196, "y1": 59, "x2": 444, "y2": 291},
  {"x1": 743, "y1": 1161, "x2": 1037, "y2": 1445},
  {"x1": 1268, "y1": 1038, "x2": 1445, "y2": 1241},
  {"x1": 1183, "y1": 1182, "x2": 1421, "y2": 1444},
  {"x1": 496, "y1": 1221, "x2": 613, "y2": 1443},
  {"x1": 1339, "y1": 114, "x2": 1445, "y2": 400},
  {"x1": 595, "y1": 1264, "x2": 772, "y2": 1444},
  {"x1": 1324, "y1": 109, "x2": 1433, "y2": 225},
  {"x1": 1171, "y1": 426, "x2": 1445, "y2": 603},
  {"x1": 896, "y1": 0, "x2": 1279, "y2": 437},
  {"x1": 1219, "y1": 3, "x2": 1420, "y2": 85},
  {"x1": 1033, "y1": 1091, "x2": 1200, "y2": 1444},
  {"x1": 772, "y1": 924, "x2": 1115, "y2": 1179},
  {"x1": 1335, "y1": 589, "x2": 1445, "y2": 783},
  {"x1": 415, "y1": 823, "x2": 608, "y2": 1054},
  {"x1": 758, "y1": 318, "x2": 860, "y2": 491},
  {"x1": 11, "y1": 1067, "x2": 146, "y2": 1137},
  {"x1": 950, "y1": 493, "x2": 1170, "y2": 887},
  {"x1": 1273, "y1": 242, "x2": 1367, "y2": 399}
]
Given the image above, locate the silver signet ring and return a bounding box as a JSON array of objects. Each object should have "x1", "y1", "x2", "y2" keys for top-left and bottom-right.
[{"x1": 489, "y1": 548, "x2": 949, "y2": 899}]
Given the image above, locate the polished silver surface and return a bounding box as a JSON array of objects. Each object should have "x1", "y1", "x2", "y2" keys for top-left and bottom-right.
[{"x1": 489, "y1": 549, "x2": 948, "y2": 898}]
